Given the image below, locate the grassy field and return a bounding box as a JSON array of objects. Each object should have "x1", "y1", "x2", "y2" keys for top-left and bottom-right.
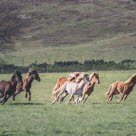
[{"x1": 0, "y1": 70, "x2": 136, "y2": 136}]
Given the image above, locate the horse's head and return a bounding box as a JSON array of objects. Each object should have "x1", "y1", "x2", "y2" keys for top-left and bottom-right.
[
  {"x1": 11, "y1": 71, "x2": 23, "y2": 85},
  {"x1": 89, "y1": 73, "x2": 100, "y2": 84},
  {"x1": 28, "y1": 69, "x2": 41, "y2": 82}
]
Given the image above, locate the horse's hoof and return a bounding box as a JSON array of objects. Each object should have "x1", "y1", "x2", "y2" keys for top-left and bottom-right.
[{"x1": 52, "y1": 101, "x2": 55, "y2": 104}]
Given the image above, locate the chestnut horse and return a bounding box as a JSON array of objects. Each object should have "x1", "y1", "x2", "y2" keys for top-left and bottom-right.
[
  {"x1": 79, "y1": 73, "x2": 100, "y2": 104},
  {"x1": 0, "y1": 71, "x2": 23, "y2": 104},
  {"x1": 106, "y1": 73, "x2": 136, "y2": 102},
  {"x1": 13, "y1": 69, "x2": 40, "y2": 101},
  {"x1": 52, "y1": 72, "x2": 80, "y2": 99}
]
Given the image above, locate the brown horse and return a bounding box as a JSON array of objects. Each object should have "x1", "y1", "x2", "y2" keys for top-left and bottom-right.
[
  {"x1": 52, "y1": 72, "x2": 80, "y2": 99},
  {"x1": 0, "y1": 71, "x2": 23, "y2": 104},
  {"x1": 13, "y1": 69, "x2": 40, "y2": 101},
  {"x1": 106, "y1": 73, "x2": 136, "y2": 102},
  {"x1": 79, "y1": 73, "x2": 100, "y2": 104}
]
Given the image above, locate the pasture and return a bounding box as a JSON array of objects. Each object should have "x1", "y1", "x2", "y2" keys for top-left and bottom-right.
[{"x1": 0, "y1": 70, "x2": 136, "y2": 136}]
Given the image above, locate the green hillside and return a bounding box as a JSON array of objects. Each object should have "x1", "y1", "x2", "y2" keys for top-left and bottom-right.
[{"x1": 0, "y1": 0, "x2": 136, "y2": 65}]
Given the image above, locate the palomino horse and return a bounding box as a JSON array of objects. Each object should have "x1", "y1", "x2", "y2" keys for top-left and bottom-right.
[
  {"x1": 13, "y1": 69, "x2": 40, "y2": 101},
  {"x1": 106, "y1": 73, "x2": 136, "y2": 102},
  {"x1": 52, "y1": 73, "x2": 91, "y2": 104},
  {"x1": 79, "y1": 73, "x2": 100, "y2": 104},
  {"x1": 0, "y1": 71, "x2": 23, "y2": 104},
  {"x1": 52, "y1": 72, "x2": 80, "y2": 99}
]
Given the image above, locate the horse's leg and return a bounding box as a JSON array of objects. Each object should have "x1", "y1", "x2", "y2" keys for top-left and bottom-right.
[
  {"x1": 28, "y1": 90, "x2": 31, "y2": 101},
  {"x1": 117, "y1": 93, "x2": 125, "y2": 102},
  {"x1": 59, "y1": 91, "x2": 68, "y2": 103},
  {"x1": 25, "y1": 92, "x2": 28, "y2": 98},
  {"x1": 108, "y1": 94, "x2": 113, "y2": 101},
  {"x1": 2, "y1": 94, "x2": 12, "y2": 105},
  {"x1": 108, "y1": 88, "x2": 116, "y2": 101},
  {"x1": 79, "y1": 93, "x2": 86, "y2": 102},
  {"x1": 52, "y1": 90, "x2": 64, "y2": 104},
  {"x1": 0, "y1": 90, "x2": 8, "y2": 103},
  {"x1": 123, "y1": 94, "x2": 128, "y2": 101},
  {"x1": 12, "y1": 90, "x2": 22, "y2": 101},
  {"x1": 66, "y1": 93, "x2": 74, "y2": 104},
  {"x1": 1, "y1": 90, "x2": 12, "y2": 104},
  {"x1": 13, "y1": 88, "x2": 22, "y2": 101},
  {"x1": 75, "y1": 96, "x2": 79, "y2": 105},
  {"x1": 82, "y1": 94, "x2": 89, "y2": 104},
  {"x1": 0, "y1": 92, "x2": 3, "y2": 98},
  {"x1": 105, "y1": 85, "x2": 112, "y2": 95},
  {"x1": 71, "y1": 96, "x2": 74, "y2": 102},
  {"x1": 75, "y1": 94, "x2": 82, "y2": 105}
]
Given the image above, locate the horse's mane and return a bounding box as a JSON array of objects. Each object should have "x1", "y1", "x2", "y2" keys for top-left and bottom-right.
[
  {"x1": 125, "y1": 73, "x2": 136, "y2": 83},
  {"x1": 69, "y1": 77, "x2": 75, "y2": 81},
  {"x1": 27, "y1": 69, "x2": 38, "y2": 77},
  {"x1": 10, "y1": 74, "x2": 15, "y2": 82},
  {"x1": 68, "y1": 72, "x2": 80, "y2": 78},
  {"x1": 10, "y1": 71, "x2": 21, "y2": 82}
]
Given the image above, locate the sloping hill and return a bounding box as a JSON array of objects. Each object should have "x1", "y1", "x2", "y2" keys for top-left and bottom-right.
[{"x1": 0, "y1": 0, "x2": 136, "y2": 65}]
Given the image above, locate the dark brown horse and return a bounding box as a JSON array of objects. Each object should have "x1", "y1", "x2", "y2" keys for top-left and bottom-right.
[
  {"x1": 0, "y1": 71, "x2": 22, "y2": 104},
  {"x1": 106, "y1": 73, "x2": 136, "y2": 102},
  {"x1": 13, "y1": 69, "x2": 40, "y2": 101}
]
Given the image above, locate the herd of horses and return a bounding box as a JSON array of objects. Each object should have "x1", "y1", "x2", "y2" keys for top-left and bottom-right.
[{"x1": 0, "y1": 69, "x2": 136, "y2": 105}]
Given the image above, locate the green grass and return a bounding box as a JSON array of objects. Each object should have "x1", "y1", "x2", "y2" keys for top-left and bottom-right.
[{"x1": 0, "y1": 70, "x2": 136, "y2": 136}]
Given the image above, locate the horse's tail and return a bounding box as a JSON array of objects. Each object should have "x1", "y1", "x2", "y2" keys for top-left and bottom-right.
[
  {"x1": 105, "y1": 82, "x2": 118, "y2": 95},
  {"x1": 51, "y1": 77, "x2": 62, "y2": 99},
  {"x1": 105, "y1": 85, "x2": 112, "y2": 95},
  {"x1": 52, "y1": 81, "x2": 68, "y2": 99}
]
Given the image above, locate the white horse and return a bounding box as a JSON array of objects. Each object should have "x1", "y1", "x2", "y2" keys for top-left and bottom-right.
[{"x1": 52, "y1": 74, "x2": 91, "y2": 104}]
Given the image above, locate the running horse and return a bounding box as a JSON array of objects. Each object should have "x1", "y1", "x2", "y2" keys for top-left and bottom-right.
[
  {"x1": 79, "y1": 73, "x2": 100, "y2": 104},
  {"x1": 13, "y1": 69, "x2": 40, "y2": 101},
  {"x1": 52, "y1": 73, "x2": 91, "y2": 104},
  {"x1": 52, "y1": 72, "x2": 80, "y2": 99},
  {"x1": 106, "y1": 73, "x2": 136, "y2": 102},
  {"x1": 0, "y1": 71, "x2": 23, "y2": 104}
]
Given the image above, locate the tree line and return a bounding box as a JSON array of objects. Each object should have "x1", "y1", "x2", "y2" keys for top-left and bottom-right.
[{"x1": 0, "y1": 59, "x2": 136, "y2": 73}]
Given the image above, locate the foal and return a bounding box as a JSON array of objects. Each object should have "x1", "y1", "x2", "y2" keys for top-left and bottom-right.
[
  {"x1": 106, "y1": 73, "x2": 136, "y2": 102},
  {"x1": 13, "y1": 69, "x2": 40, "y2": 101},
  {"x1": 52, "y1": 74, "x2": 90, "y2": 104},
  {"x1": 0, "y1": 71, "x2": 22, "y2": 104},
  {"x1": 79, "y1": 73, "x2": 100, "y2": 104}
]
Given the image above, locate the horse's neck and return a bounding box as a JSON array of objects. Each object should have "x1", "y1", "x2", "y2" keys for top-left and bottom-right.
[
  {"x1": 77, "y1": 80, "x2": 85, "y2": 89},
  {"x1": 10, "y1": 76, "x2": 17, "y2": 86},
  {"x1": 128, "y1": 81, "x2": 136, "y2": 88},
  {"x1": 125, "y1": 74, "x2": 136, "y2": 84},
  {"x1": 90, "y1": 80, "x2": 95, "y2": 87},
  {"x1": 10, "y1": 80, "x2": 17, "y2": 86},
  {"x1": 27, "y1": 75, "x2": 34, "y2": 85}
]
